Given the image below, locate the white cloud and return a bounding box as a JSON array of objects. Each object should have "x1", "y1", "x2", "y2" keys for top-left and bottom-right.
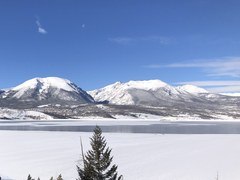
[
  {"x1": 36, "y1": 20, "x2": 47, "y2": 34},
  {"x1": 145, "y1": 57, "x2": 240, "y2": 93},
  {"x1": 145, "y1": 57, "x2": 240, "y2": 77},
  {"x1": 109, "y1": 36, "x2": 171, "y2": 45},
  {"x1": 38, "y1": 27, "x2": 47, "y2": 34}
]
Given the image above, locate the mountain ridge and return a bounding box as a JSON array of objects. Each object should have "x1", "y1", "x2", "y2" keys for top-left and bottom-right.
[
  {"x1": 0, "y1": 77, "x2": 240, "y2": 120},
  {"x1": 88, "y1": 80, "x2": 210, "y2": 105}
]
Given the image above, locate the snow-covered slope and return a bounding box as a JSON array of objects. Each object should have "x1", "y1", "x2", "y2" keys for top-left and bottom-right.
[
  {"x1": 220, "y1": 93, "x2": 240, "y2": 97},
  {"x1": 0, "y1": 77, "x2": 94, "y2": 107},
  {"x1": 176, "y1": 85, "x2": 208, "y2": 94},
  {"x1": 88, "y1": 80, "x2": 209, "y2": 105},
  {"x1": 0, "y1": 108, "x2": 54, "y2": 120},
  {"x1": 12, "y1": 77, "x2": 80, "y2": 98}
]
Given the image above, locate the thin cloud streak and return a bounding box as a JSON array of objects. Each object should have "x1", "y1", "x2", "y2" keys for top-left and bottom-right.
[
  {"x1": 36, "y1": 19, "x2": 47, "y2": 34},
  {"x1": 109, "y1": 36, "x2": 172, "y2": 45},
  {"x1": 145, "y1": 57, "x2": 240, "y2": 77},
  {"x1": 176, "y1": 81, "x2": 240, "y2": 87},
  {"x1": 108, "y1": 37, "x2": 133, "y2": 44}
]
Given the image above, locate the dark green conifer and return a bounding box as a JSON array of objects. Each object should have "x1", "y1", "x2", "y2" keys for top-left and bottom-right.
[
  {"x1": 77, "y1": 126, "x2": 122, "y2": 180},
  {"x1": 56, "y1": 174, "x2": 63, "y2": 180},
  {"x1": 27, "y1": 174, "x2": 34, "y2": 180}
]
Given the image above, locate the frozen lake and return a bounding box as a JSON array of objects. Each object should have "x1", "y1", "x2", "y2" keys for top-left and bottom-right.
[
  {"x1": 1, "y1": 120, "x2": 240, "y2": 179},
  {"x1": 0, "y1": 131, "x2": 240, "y2": 180},
  {"x1": 1, "y1": 119, "x2": 240, "y2": 134}
]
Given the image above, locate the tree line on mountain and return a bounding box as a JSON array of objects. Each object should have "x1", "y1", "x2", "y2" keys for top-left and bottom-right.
[{"x1": 0, "y1": 126, "x2": 122, "y2": 180}]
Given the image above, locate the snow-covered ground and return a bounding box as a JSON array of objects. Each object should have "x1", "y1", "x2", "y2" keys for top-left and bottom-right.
[
  {"x1": 0, "y1": 109, "x2": 54, "y2": 120},
  {"x1": 0, "y1": 131, "x2": 240, "y2": 180},
  {"x1": 221, "y1": 93, "x2": 240, "y2": 97}
]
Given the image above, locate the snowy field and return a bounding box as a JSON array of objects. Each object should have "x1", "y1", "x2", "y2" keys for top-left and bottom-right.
[{"x1": 1, "y1": 130, "x2": 240, "y2": 180}]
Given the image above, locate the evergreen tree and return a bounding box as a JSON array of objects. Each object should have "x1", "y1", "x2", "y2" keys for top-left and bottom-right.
[
  {"x1": 77, "y1": 126, "x2": 122, "y2": 180},
  {"x1": 27, "y1": 174, "x2": 34, "y2": 180},
  {"x1": 27, "y1": 174, "x2": 32, "y2": 180},
  {"x1": 26, "y1": 175, "x2": 63, "y2": 180},
  {"x1": 56, "y1": 174, "x2": 63, "y2": 180}
]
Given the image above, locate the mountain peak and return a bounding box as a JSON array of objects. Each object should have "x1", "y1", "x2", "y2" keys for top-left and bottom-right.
[
  {"x1": 1, "y1": 77, "x2": 94, "y2": 107},
  {"x1": 126, "y1": 80, "x2": 168, "y2": 91},
  {"x1": 177, "y1": 85, "x2": 208, "y2": 94},
  {"x1": 12, "y1": 77, "x2": 79, "y2": 93},
  {"x1": 88, "y1": 79, "x2": 176, "y2": 105}
]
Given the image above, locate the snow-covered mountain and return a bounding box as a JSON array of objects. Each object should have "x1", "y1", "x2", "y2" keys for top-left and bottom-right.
[
  {"x1": 0, "y1": 77, "x2": 94, "y2": 108},
  {"x1": 88, "y1": 80, "x2": 209, "y2": 106},
  {"x1": 1, "y1": 77, "x2": 240, "y2": 120}
]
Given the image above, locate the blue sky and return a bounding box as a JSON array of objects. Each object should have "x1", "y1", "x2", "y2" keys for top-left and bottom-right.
[{"x1": 1, "y1": 0, "x2": 240, "y2": 92}]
